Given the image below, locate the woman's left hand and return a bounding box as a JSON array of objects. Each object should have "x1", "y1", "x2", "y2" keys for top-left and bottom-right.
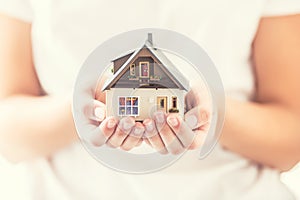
[{"x1": 143, "y1": 87, "x2": 211, "y2": 155}]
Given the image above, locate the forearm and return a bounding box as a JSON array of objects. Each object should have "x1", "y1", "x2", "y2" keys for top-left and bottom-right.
[
  {"x1": 221, "y1": 98, "x2": 300, "y2": 171},
  {"x1": 0, "y1": 95, "x2": 78, "y2": 162}
]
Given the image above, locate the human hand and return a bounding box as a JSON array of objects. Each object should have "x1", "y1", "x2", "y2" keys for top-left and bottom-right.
[
  {"x1": 184, "y1": 87, "x2": 211, "y2": 149},
  {"x1": 84, "y1": 98, "x2": 143, "y2": 151},
  {"x1": 82, "y1": 73, "x2": 144, "y2": 151},
  {"x1": 143, "y1": 87, "x2": 211, "y2": 155}
]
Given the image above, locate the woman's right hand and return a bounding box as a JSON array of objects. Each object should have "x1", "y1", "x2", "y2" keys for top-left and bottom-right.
[{"x1": 87, "y1": 100, "x2": 144, "y2": 151}]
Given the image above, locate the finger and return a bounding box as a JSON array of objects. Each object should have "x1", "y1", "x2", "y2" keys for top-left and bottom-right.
[
  {"x1": 94, "y1": 74, "x2": 108, "y2": 103},
  {"x1": 90, "y1": 117, "x2": 118, "y2": 146},
  {"x1": 143, "y1": 138, "x2": 152, "y2": 147},
  {"x1": 143, "y1": 118, "x2": 168, "y2": 154},
  {"x1": 106, "y1": 117, "x2": 135, "y2": 148},
  {"x1": 188, "y1": 130, "x2": 207, "y2": 150},
  {"x1": 188, "y1": 122, "x2": 210, "y2": 150},
  {"x1": 166, "y1": 114, "x2": 195, "y2": 148},
  {"x1": 154, "y1": 111, "x2": 184, "y2": 155},
  {"x1": 93, "y1": 100, "x2": 106, "y2": 121},
  {"x1": 184, "y1": 89, "x2": 199, "y2": 111},
  {"x1": 84, "y1": 99, "x2": 106, "y2": 122},
  {"x1": 185, "y1": 106, "x2": 210, "y2": 130},
  {"x1": 121, "y1": 122, "x2": 144, "y2": 151},
  {"x1": 136, "y1": 139, "x2": 143, "y2": 147}
]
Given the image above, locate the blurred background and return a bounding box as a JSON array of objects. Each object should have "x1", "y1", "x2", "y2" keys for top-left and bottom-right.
[{"x1": 281, "y1": 165, "x2": 300, "y2": 199}]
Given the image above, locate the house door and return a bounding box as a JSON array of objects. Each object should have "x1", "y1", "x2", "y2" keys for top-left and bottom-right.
[{"x1": 157, "y1": 96, "x2": 168, "y2": 112}]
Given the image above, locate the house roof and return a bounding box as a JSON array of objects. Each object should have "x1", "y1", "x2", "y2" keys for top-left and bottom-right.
[
  {"x1": 101, "y1": 36, "x2": 190, "y2": 91},
  {"x1": 111, "y1": 51, "x2": 134, "y2": 62}
]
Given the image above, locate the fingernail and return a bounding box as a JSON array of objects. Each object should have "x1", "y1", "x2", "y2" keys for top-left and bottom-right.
[
  {"x1": 107, "y1": 119, "x2": 117, "y2": 129},
  {"x1": 186, "y1": 115, "x2": 198, "y2": 129},
  {"x1": 167, "y1": 117, "x2": 179, "y2": 127},
  {"x1": 133, "y1": 127, "x2": 144, "y2": 136},
  {"x1": 145, "y1": 123, "x2": 154, "y2": 132},
  {"x1": 122, "y1": 118, "x2": 135, "y2": 131},
  {"x1": 155, "y1": 111, "x2": 165, "y2": 124},
  {"x1": 94, "y1": 107, "x2": 105, "y2": 121},
  {"x1": 144, "y1": 119, "x2": 154, "y2": 132}
]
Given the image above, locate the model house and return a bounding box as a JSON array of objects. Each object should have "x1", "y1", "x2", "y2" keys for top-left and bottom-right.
[{"x1": 101, "y1": 33, "x2": 189, "y2": 121}]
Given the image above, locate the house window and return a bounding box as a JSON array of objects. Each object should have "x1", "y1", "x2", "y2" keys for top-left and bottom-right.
[
  {"x1": 119, "y1": 96, "x2": 139, "y2": 116},
  {"x1": 139, "y1": 62, "x2": 149, "y2": 77},
  {"x1": 130, "y1": 64, "x2": 135, "y2": 76},
  {"x1": 172, "y1": 97, "x2": 177, "y2": 108},
  {"x1": 157, "y1": 96, "x2": 167, "y2": 112}
]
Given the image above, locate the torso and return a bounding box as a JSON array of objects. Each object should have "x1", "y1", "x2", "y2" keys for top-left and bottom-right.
[{"x1": 25, "y1": 0, "x2": 294, "y2": 199}]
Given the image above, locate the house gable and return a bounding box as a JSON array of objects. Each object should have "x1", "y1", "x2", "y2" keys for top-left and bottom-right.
[
  {"x1": 102, "y1": 35, "x2": 189, "y2": 91},
  {"x1": 110, "y1": 47, "x2": 180, "y2": 89}
]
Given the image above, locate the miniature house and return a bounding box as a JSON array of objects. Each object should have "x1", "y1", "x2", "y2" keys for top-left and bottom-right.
[{"x1": 101, "y1": 33, "x2": 189, "y2": 121}]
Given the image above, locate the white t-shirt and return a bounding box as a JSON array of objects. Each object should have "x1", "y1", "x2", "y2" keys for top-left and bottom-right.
[{"x1": 1, "y1": 0, "x2": 300, "y2": 199}]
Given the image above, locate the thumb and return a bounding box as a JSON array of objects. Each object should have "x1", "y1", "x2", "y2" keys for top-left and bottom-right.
[
  {"x1": 84, "y1": 99, "x2": 106, "y2": 122},
  {"x1": 184, "y1": 106, "x2": 209, "y2": 130}
]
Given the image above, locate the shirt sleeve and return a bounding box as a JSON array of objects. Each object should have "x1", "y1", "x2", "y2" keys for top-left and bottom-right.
[
  {"x1": 0, "y1": 0, "x2": 33, "y2": 22},
  {"x1": 263, "y1": 0, "x2": 300, "y2": 17}
]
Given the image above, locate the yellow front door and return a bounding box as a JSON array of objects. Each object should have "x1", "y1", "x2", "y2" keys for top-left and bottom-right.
[{"x1": 157, "y1": 96, "x2": 168, "y2": 112}]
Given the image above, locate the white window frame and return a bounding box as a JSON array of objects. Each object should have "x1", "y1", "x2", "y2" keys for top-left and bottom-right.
[
  {"x1": 118, "y1": 96, "x2": 139, "y2": 117},
  {"x1": 130, "y1": 64, "x2": 135, "y2": 76},
  {"x1": 139, "y1": 61, "x2": 150, "y2": 78}
]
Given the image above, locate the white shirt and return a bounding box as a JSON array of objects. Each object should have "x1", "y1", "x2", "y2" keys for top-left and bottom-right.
[{"x1": 1, "y1": 0, "x2": 300, "y2": 199}]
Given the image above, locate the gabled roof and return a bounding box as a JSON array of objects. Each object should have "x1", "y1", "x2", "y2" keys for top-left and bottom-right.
[
  {"x1": 111, "y1": 51, "x2": 134, "y2": 62},
  {"x1": 101, "y1": 35, "x2": 189, "y2": 91}
]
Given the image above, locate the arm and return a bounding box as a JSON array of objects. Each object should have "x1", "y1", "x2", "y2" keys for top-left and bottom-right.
[
  {"x1": 0, "y1": 14, "x2": 77, "y2": 162},
  {"x1": 221, "y1": 14, "x2": 300, "y2": 171}
]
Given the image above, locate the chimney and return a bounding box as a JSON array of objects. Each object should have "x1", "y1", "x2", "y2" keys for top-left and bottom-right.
[{"x1": 148, "y1": 33, "x2": 153, "y2": 45}]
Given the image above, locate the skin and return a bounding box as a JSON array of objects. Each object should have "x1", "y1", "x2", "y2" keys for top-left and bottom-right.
[
  {"x1": 0, "y1": 14, "x2": 77, "y2": 162},
  {"x1": 0, "y1": 13, "x2": 299, "y2": 171},
  {"x1": 221, "y1": 15, "x2": 300, "y2": 171},
  {"x1": 141, "y1": 88, "x2": 211, "y2": 155}
]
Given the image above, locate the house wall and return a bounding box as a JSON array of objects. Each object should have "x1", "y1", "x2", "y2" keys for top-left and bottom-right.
[{"x1": 105, "y1": 88, "x2": 186, "y2": 121}]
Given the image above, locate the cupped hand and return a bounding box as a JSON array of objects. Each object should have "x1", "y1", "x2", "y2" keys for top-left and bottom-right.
[
  {"x1": 143, "y1": 87, "x2": 211, "y2": 155},
  {"x1": 143, "y1": 111, "x2": 193, "y2": 155},
  {"x1": 84, "y1": 74, "x2": 144, "y2": 151},
  {"x1": 86, "y1": 99, "x2": 144, "y2": 151}
]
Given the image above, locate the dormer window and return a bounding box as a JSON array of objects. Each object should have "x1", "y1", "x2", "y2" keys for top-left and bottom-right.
[
  {"x1": 140, "y1": 62, "x2": 149, "y2": 78},
  {"x1": 130, "y1": 64, "x2": 135, "y2": 76}
]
